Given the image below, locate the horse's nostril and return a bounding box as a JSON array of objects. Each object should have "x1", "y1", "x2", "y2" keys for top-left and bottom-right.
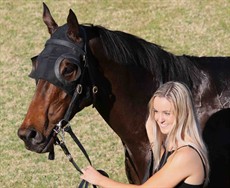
[
  {"x1": 26, "y1": 129, "x2": 37, "y2": 140},
  {"x1": 18, "y1": 128, "x2": 35, "y2": 139}
]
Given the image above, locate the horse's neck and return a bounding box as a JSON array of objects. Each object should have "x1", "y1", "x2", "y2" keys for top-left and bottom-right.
[
  {"x1": 95, "y1": 66, "x2": 153, "y2": 127},
  {"x1": 91, "y1": 58, "x2": 153, "y2": 140}
]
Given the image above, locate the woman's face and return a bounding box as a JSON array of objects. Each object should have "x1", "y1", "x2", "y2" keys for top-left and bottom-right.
[{"x1": 153, "y1": 96, "x2": 176, "y2": 135}]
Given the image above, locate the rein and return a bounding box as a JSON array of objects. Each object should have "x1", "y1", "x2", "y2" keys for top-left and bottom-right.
[
  {"x1": 47, "y1": 27, "x2": 108, "y2": 188},
  {"x1": 53, "y1": 119, "x2": 109, "y2": 188}
]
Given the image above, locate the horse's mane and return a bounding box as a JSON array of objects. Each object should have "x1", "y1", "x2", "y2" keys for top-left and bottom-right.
[{"x1": 93, "y1": 25, "x2": 202, "y2": 88}]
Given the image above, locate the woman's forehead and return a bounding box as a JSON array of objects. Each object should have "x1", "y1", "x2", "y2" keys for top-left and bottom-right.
[{"x1": 153, "y1": 97, "x2": 173, "y2": 111}]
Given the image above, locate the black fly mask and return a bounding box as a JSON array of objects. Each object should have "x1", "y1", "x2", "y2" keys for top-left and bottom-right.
[{"x1": 29, "y1": 24, "x2": 86, "y2": 96}]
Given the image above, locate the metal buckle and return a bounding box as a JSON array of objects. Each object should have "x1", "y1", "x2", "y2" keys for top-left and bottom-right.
[
  {"x1": 92, "y1": 86, "x2": 98, "y2": 94},
  {"x1": 76, "y1": 84, "x2": 83, "y2": 94},
  {"x1": 54, "y1": 119, "x2": 71, "y2": 144}
]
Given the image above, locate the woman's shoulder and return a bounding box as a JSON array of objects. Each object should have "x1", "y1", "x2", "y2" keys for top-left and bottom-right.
[
  {"x1": 147, "y1": 145, "x2": 205, "y2": 187},
  {"x1": 169, "y1": 145, "x2": 203, "y2": 168}
]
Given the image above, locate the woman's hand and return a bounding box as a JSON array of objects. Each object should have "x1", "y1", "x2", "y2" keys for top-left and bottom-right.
[
  {"x1": 80, "y1": 165, "x2": 137, "y2": 188},
  {"x1": 80, "y1": 165, "x2": 105, "y2": 186}
]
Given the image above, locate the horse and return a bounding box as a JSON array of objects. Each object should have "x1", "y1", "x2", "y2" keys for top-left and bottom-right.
[{"x1": 18, "y1": 3, "x2": 230, "y2": 187}]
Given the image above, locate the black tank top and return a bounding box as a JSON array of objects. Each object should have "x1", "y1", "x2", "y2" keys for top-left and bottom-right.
[{"x1": 157, "y1": 145, "x2": 205, "y2": 188}]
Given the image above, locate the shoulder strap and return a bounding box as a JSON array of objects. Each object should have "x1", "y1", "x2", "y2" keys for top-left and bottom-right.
[{"x1": 157, "y1": 148, "x2": 174, "y2": 171}]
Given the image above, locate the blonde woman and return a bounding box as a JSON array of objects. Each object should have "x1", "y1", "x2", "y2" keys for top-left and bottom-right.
[{"x1": 81, "y1": 81, "x2": 210, "y2": 188}]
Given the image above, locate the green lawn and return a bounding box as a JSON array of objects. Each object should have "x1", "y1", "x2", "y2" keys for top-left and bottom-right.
[{"x1": 0, "y1": 1, "x2": 229, "y2": 187}]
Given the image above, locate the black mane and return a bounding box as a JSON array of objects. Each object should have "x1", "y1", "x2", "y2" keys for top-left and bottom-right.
[{"x1": 94, "y1": 25, "x2": 202, "y2": 88}]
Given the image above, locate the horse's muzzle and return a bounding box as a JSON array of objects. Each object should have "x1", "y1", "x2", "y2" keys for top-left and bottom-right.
[{"x1": 17, "y1": 128, "x2": 54, "y2": 153}]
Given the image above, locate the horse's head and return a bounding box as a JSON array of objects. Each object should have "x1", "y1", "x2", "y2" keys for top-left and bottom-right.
[{"x1": 18, "y1": 3, "x2": 96, "y2": 154}]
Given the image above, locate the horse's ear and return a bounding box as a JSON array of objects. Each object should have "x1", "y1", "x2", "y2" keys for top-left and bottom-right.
[
  {"x1": 42, "y1": 2, "x2": 58, "y2": 34},
  {"x1": 67, "y1": 9, "x2": 81, "y2": 42}
]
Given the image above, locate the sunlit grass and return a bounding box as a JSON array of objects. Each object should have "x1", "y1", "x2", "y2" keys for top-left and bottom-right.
[{"x1": 0, "y1": 0, "x2": 229, "y2": 187}]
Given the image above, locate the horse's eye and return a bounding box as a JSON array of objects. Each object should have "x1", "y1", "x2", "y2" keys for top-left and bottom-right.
[
  {"x1": 62, "y1": 64, "x2": 76, "y2": 75},
  {"x1": 60, "y1": 61, "x2": 79, "y2": 82},
  {"x1": 58, "y1": 58, "x2": 81, "y2": 82}
]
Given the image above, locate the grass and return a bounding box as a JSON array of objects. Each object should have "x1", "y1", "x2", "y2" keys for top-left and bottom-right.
[{"x1": 0, "y1": 0, "x2": 229, "y2": 187}]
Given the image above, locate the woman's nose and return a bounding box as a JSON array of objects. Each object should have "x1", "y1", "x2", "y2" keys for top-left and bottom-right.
[{"x1": 157, "y1": 114, "x2": 165, "y2": 123}]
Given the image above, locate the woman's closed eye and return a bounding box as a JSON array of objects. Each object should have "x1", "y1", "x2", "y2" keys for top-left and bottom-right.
[{"x1": 164, "y1": 111, "x2": 171, "y2": 116}]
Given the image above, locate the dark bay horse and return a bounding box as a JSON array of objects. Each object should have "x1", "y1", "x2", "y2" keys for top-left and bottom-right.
[{"x1": 18, "y1": 3, "x2": 230, "y2": 187}]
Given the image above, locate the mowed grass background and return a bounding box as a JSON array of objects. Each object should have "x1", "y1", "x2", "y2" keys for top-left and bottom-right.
[{"x1": 0, "y1": 0, "x2": 229, "y2": 187}]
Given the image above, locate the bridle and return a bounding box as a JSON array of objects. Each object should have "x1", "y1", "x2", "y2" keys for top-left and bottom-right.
[{"x1": 34, "y1": 26, "x2": 108, "y2": 187}]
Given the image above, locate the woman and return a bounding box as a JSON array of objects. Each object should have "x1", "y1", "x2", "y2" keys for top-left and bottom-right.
[{"x1": 80, "y1": 81, "x2": 210, "y2": 187}]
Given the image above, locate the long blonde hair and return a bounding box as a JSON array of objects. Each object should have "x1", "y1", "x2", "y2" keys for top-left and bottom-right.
[{"x1": 146, "y1": 81, "x2": 209, "y2": 185}]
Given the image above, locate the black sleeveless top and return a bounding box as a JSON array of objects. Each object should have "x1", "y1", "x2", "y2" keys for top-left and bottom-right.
[{"x1": 157, "y1": 145, "x2": 205, "y2": 188}]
